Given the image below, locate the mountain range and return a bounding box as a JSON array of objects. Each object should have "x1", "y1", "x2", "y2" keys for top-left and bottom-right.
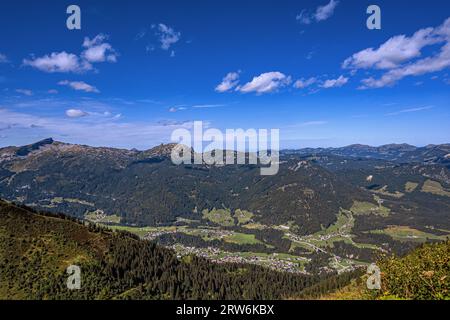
[{"x1": 0, "y1": 138, "x2": 449, "y2": 275}]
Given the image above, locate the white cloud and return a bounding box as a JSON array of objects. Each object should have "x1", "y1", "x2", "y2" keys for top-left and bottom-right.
[
  {"x1": 343, "y1": 27, "x2": 439, "y2": 70},
  {"x1": 82, "y1": 34, "x2": 117, "y2": 63},
  {"x1": 321, "y1": 75, "x2": 348, "y2": 88},
  {"x1": 155, "y1": 23, "x2": 181, "y2": 50},
  {"x1": 23, "y1": 34, "x2": 117, "y2": 73},
  {"x1": 385, "y1": 105, "x2": 434, "y2": 116},
  {"x1": 23, "y1": 52, "x2": 90, "y2": 73},
  {"x1": 58, "y1": 80, "x2": 99, "y2": 93},
  {"x1": 48, "y1": 89, "x2": 58, "y2": 94},
  {"x1": 215, "y1": 71, "x2": 240, "y2": 92},
  {"x1": 345, "y1": 18, "x2": 450, "y2": 88},
  {"x1": 297, "y1": 0, "x2": 339, "y2": 25},
  {"x1": 66, "y1": 109, "x2": 88, "y2": 118},
  {"x1": 16, "y1": 89, "x2": 33, "y2": 96},
  {"x1": 0, "y1": 53, "x2": 8, "y2": 63},
  {"x1": 238, "y1": 72, "x2": 291, "y2": 94},
  {"x1": 82, "y1": 34, "x2": 106, "y2": 48},
  {"x1": 360, "y1": 42, "x2": 450, "y2": 88},
  {"x1": 314, "y1": 0, "x2": 339, "y2": 22},
  {"x1": 293, "y1": 77, "x2": 317, "y2": 89}
]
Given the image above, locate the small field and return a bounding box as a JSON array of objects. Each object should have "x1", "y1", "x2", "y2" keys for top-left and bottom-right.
[
  {"x1": 405, "y1": 181, "x2": 419, "y2": 193},
  {"x1": 370, "y1": 185, "x2": 404, "y2": 198},
  {"x1": 223, "y1": 232, "x2": 263, "y2": 245},
  {"x1": 85, "y1": 211, "x2": 121, "y2": 224},
  {"x1": 369, "y1": 226, "x2": 448, "y2": 242},
  {"x1": 421, "y1": 180, "x2": 450, "y2": 197},
  {"x1": 233, "y1": 209, "x2": 253, "y2": 225},
  {"x1": 202, "y1": 208, "x2": 235, "y2": 226},
  {"x1": 350, "y1": 200, "x2": 390, "y2": 217}
]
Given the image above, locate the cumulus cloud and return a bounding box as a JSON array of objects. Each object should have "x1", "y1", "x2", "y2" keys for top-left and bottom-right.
[
  {"x1": 23, "y1": 52, "x2": 90, "y2": 73},
  {"x1": 345, "y1": 17, "x2": 450, "y2": 89},
  {"x1": 155, "y1": 23, "x2": 181, "y2": 50},
  {"x1": 82, "y1": 34, "x2": 117, "y2": 63},
  {"x1": 23, "y1": 34, "x2": 117, "y2": 73},
  {"x1": 58, "y1": 80, "x2": 99, "y2": 93},
  {"x1": 65, "y1": 109, "x2": 88, "y2": 118},
  {"x1": 293, "y1": 77, "x2": 317, "y2": 89},
  {"x1": 215, "y1": 71, "x2": 240, "y2": 92},
  {"x1": 314, "y1": 0, "x2": 339, "y2": 22},
  {"x1": 238, "y1": 72, "x2": 291, "y2": 94},
  {"x1": 297, "y1": 0, "x2": 339, "y2": 25},
  {"x1": 360, "y1": 42, "x2": 450, "y2": 88},
  {"x1": 321, "y1": 75, "x2": 348, "y2": 88},
  {"x1": 343, "y1": 27, "x2": 439, "y2": 70},
  {"x1": 16, "y1": 89, "x2": 33, "y2": 96}
]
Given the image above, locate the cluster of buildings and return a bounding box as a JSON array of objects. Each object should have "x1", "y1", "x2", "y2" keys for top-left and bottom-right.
[{"x1": 168, "y1": 244, "x2": 308, "y2": 274}]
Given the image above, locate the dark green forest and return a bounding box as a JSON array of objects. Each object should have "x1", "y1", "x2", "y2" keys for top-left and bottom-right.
[{"x1": 0, "y1": 200, "x2": 352, "y2": 300}]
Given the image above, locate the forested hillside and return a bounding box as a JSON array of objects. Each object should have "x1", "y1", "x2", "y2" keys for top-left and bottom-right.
[{"x1": 0, "y1": 200, "x2": 335, "y2": 300}]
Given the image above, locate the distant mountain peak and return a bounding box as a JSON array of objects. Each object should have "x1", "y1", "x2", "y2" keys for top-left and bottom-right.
[
  {"x1": 377, "y1": 143, "x2": 417, "y2": 152},
  {"x1": 143, "y1": 143, "x2": 189, "y2": 157},
  {"x1": 15, "y1": 138, "x2": 55, "y2": 156}
]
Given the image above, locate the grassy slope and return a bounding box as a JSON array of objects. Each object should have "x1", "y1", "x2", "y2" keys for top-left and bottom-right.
[
  {"x1": 319, "y1": 240, "x2": 450, "y2": 300},
  {"x1": 0, "y1": 200, "x2": 110, "y2": 299}
]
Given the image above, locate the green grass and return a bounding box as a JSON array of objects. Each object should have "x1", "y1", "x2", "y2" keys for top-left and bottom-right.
[
  {"x1": 242, "y1": 223, "x2": 267, "y2": 230},
  {"x1": 315, "y1": 241, "x2": 450, "y2": 300},
  {"x1": 175, "y1": 217, "x2": 200, "y2": 224},
  {"x1": 378, "y1": 240, "x2": 450, "y2": 299},
  {"x1": 233, "y1": 209, "x2": 253, "y2": 225},
  {"x1": 350, "y1": 200, "x2": 390, "y2": 217},
  {"x1": 51, "y1": 197, "x2": 94, "y2": 207},
  {"x1": 224, "y1": 232, "x2": 263, "y2": 245},
  {"x1": 202, "y1": 208, "x2": 235, "y2": 227},
  {"x1": 370, "y1": 226, "x2": 448, "y2": 242},
  {"x1": 0, "y1": 201, "x2": 106, "y2": 299},
  {"x1": 85, "y1": 211, "x2": 121, "y2": 224},
  {"x1": 421, "y1": 180, "x2": 450, "y2": 197}
]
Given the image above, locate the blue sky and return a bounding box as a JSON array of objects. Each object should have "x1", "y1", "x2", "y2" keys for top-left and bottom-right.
[{"x1": 0, "y1": 0, "x2": 449, "y2": 149}]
